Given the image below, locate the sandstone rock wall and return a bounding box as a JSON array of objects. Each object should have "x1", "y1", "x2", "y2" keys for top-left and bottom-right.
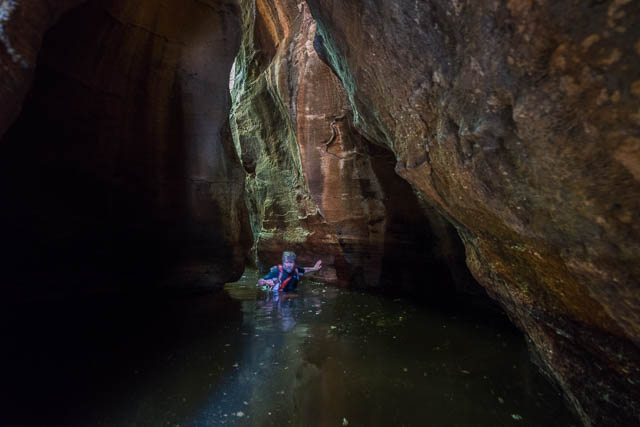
[
  {"x1": 305, "y1": 0, "x2": 640, "y2": 425},
  {"x1": 231, "y1": 0, "x2": 475, "y2": 294},
  {"x1": 0, "y1": 0, "x2": 87, "y2": 139},
  {"x1": 3, "y1": 0, "x2": 637, "y2": 423},
  {"x1": 0, "y1": 0, "x2": 252, "y2": 293}
]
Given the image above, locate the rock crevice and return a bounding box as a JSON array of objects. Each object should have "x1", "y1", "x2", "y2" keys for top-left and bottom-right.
[{"x1": 231, "y1": 0, "x2": 474, "y2": 295}]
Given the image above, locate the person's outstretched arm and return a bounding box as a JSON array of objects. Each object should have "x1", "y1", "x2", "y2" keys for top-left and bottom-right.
[
  {"x1": 258, "y1": 278, "x2": 274, "y2": 287},
  {"x1": 257, "y1": 266, "x2": 279, "y2": 287},
  {"x1": 301, "y1": 260, "x2": 322, "y2": 273}
]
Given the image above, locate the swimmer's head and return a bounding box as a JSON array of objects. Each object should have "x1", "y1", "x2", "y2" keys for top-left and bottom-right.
[{"x1": 282, "y1": 251, "x2": 296, "y2": 272}]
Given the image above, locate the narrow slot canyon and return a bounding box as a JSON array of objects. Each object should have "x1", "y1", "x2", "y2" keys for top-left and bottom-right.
[{"x1": 0, "y1": 1, "x2": 638, "y2": 426}]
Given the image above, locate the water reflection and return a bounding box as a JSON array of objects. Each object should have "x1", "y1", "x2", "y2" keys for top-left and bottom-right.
[
  {"x1": 256, "y1": 291, "x2": 299, "y2": 332},
  {"x1": 189, "y1": 275, "x2": 578, "y2": 427},
  {"x1": 2, "y1": 271, "x2": 579, "y2": 426}
]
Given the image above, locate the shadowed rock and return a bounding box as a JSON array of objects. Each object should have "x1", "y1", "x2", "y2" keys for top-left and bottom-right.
[
  {"x1": 0, "y1": 0, "x2": 251, "y2": 293},
  {"x1": 304, "y1": 0, "x2": 640, "y2": 425}
]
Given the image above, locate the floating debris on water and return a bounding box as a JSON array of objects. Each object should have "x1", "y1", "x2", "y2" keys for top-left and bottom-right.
[
  {"x1": 512, "y1": 414, "x2": 522, "y2": 420},
  {"x1": 342, "y1": 417, "x2": 349, "y2": 426}
]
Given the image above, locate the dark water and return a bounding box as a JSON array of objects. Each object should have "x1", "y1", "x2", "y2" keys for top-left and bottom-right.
[{"x1": 1, "y1": 270, "x2": 578, "y2": 426}]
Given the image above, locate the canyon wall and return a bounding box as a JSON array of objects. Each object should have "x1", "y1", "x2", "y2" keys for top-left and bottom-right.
[
  {"x1": 304, "y1": 0, "x2": 640, "y2": 425},
  {"x1": 2, "y1": 0, "x2": 638, "y2": 424},
  {"x1": 0, "y1": 0, "x2": 251, "y2": 293},
  {"x1": 231, "y1": 0, "x2": 476, "y2": 294}
]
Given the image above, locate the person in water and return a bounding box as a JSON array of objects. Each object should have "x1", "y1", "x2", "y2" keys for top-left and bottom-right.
[{"x1": 257, "y1": 251, "x2": 322, "y2": 292}]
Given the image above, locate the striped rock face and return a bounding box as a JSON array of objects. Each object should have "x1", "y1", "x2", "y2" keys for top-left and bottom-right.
[{"x1": 231, "y1": 0, "x2": 474, "y2": 295}]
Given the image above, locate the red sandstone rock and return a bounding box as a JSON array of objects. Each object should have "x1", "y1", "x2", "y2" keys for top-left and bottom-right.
[
  {"x1": 305, "y1": 0, "x2": 640, "y2": 425},
  {"x1": 231, "y1": 0, "x2": 473, "y2": 293}
]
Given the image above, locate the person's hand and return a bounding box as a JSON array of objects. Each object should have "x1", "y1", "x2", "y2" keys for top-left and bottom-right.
[
  {"x1": 313, "y1": 260, "x2": 322, "y2": 271},
  {"x1": 258, "y1": 279, "x2": 274, "y2": 287}
]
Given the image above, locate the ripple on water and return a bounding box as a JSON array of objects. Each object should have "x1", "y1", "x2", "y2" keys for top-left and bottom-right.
[
  {"x1": 198, "y1": 271, "x2": 579, "y2": 427},
  {"x1": 2, "y1": 269, "x2": 579, "y2": 426}
]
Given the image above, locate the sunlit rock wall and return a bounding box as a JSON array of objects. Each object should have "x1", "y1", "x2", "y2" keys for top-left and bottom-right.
[
  {"x1": 0, "y1": 0, "x2": 252, "y2": 293},
  {"x1": 231, "y1": 0, "x2": 475, "y2": 294},
  {"x1": 304, "y1": 0, "x2": 640, "y2": 425}
]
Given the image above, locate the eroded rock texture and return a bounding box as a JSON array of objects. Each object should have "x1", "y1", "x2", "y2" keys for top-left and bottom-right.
[
  {"x1": 0, "y1": 0, "x2": 251, "y2": 293},
  {"x1": 305, "y1": 0, "x2": 640, "y2": 425},
  {"x1": 231, "y1": 0, "x2": 475, "y2": 294},
  {"x1": 0, "y1": 0, "x2": 86, "y2": 137}
]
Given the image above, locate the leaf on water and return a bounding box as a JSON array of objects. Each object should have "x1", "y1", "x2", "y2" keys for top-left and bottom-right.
[
  {"x1": 461, "y1": 370, "x2": 470, "y2": 374},
  {"x1": 498, "y1": 397, "x2": 504, "y2": 404}
]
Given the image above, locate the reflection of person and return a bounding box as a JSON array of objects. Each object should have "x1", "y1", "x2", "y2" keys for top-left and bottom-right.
[
  {"x1": 257, "y1": 251, "x2": 322, "y2": 292},
  {"x1": 258, "y1": 290, "x2": 299, "y2": 331}
]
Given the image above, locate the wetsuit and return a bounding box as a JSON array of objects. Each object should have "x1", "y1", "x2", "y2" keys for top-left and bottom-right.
[{"x1": 262, "y1": 265, "x2": 306, "y2": 292}]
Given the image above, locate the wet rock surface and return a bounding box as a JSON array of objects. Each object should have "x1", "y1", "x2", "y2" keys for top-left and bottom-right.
[
  {"x1": 0, "y1": 0, "x2": 251, "y2": 292},
  {"x1": 231, "y1": 0, "x2": 476, "y2": 295},
  {"x1": 304, "y1": 0, "x2": 640, "y2": 425}
]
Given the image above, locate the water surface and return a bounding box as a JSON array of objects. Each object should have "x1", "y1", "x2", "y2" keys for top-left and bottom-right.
[{"x1": 1, "y1": 270, "x2": 578, "y2": 426}]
